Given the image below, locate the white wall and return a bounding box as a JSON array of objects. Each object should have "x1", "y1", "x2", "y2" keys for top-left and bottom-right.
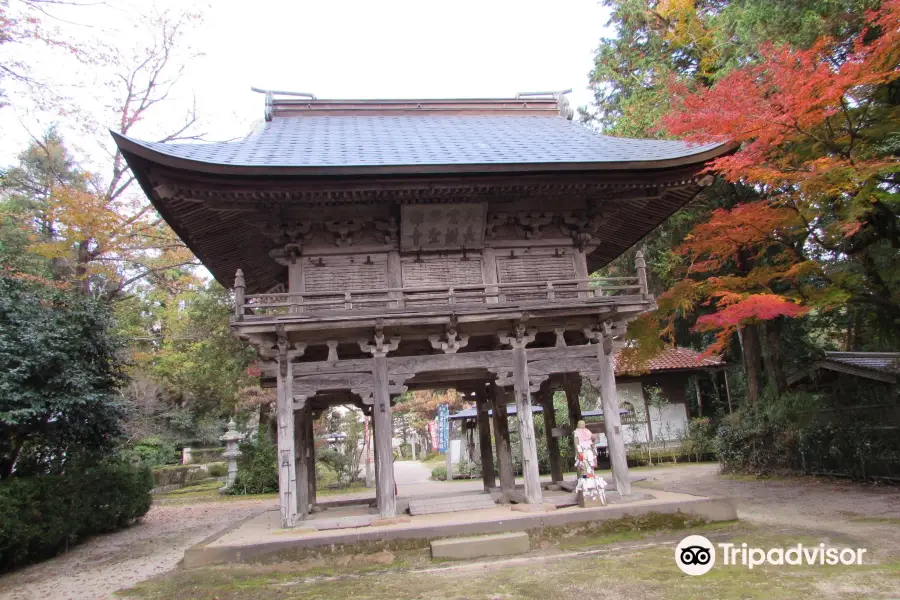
[{"x1": 594, "y1": 380, "x2": 689, "y2": 447}]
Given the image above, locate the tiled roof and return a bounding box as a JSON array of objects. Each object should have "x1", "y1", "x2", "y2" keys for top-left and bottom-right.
[
  {"x1": 823, "y1": 352, "x2": 900, "y2": 374},
  {"x1": 117, "y1": 114, "x2": 725, "y2": 170},
  {"x1": 615, "y1": 347, "x2": 723, "y2": 374}
]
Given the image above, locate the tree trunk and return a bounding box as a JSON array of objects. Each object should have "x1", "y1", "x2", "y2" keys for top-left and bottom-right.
[
  {"x1": 761, "y1": 319, "x2": 788, "y2": 396},
  {"x1": 740, "y1": 324, "x2": 763, "y2": 404}
]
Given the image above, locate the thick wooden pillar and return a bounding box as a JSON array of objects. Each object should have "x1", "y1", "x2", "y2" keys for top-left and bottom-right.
[
  {"x1": 275, "y1": 357, "x2": 298, "y2": 528},
  {"x1": 372, "y1": 418, "x2": 381, "y2": 506},
  {"x1": 489, "y1": 383, "x2": 515, "y2": 495},
  {"x1": 294, "y1": 402, "x2": 310, "y2": 521},
  {"x1": 539, "y1": 388, "x2": 563, "y2": 483},
  {"x1": 475, "y1": 386, "x2": 496, "y2": 491},
  {"x1": 594, "y1": 324, "x2": 631, "y2": 496},
  {"x1": 563, "y1": 374, "x2": 582, "y2": 464},
  {"x1": 563, "y1": 375, "x2": 582, "y2": 428},
  {"x1": 372, "y1": 353, "x2": 396, "y2": 517},
  {"x1": 307, "y1": 411, "x2": 316, "y2": 507},
  {"x1": 511, "y1": 342, "x2": 543, "y2": 504}
]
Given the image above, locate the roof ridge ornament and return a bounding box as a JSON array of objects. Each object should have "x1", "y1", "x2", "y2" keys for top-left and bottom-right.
[
  {"x1": 516, "y1": 89, "x2": 573, "y2": 120},
  {"x1": 251, "y1": 87, "x2": 318, "y2": 121}
]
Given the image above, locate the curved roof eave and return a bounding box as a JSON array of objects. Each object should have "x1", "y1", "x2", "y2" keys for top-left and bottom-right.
[{"x1": 110, "y1": 130, "x2": 736, "y2": 178}]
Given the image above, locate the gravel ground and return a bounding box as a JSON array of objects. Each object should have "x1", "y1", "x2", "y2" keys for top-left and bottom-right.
[
  {"x1": 0, "y1": 463, "x2": 896, "y2": 600},
  {"x1": 0, "y1": 499, "x2": 271, "y2": 600}
]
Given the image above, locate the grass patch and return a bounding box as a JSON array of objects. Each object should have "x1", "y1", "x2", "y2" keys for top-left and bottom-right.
[
  {"x1": 420, "y1": 455, "x2": 446, "y2": 469},
  {"x1": 119, "y1": 533, "x2": 900, "y2": 600},
  {"x1": 848, "y1": 516, "x2": 900, "y2": 526}
]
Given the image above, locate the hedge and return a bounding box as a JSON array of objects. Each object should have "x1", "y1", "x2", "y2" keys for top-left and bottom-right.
[
  {"x1": 717, "y1": 415, "x2": 900, "y2": 480},
  {"x1": 151, "y1": 464, "x2": 210, "y2": 488},
  {"x1": 0, "y1": 461, "x2": 153, "y2": 572}
]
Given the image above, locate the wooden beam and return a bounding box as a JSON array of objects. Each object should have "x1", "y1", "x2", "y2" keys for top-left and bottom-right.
[{"x1": 288, "y1": 343, "x2": 599, "y2": 378}]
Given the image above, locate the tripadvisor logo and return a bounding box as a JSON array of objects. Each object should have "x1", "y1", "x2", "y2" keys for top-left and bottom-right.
[
  {"x1": 675, "y1": 535, "x2": 867, "y2": 576},
  {"x1": 675, "y1": 535, "x2": 716, "y2": 576}
]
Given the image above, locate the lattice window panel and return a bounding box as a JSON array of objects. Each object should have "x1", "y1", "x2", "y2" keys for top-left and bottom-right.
[
  {"x1": 496, "y1": 253, "x2": 577, "y2": 301},
  {"x1": 401, "y1": 254, "x2": 484, "y2": 305},
  {"x1": 303, "y1": 254, "x2": 389, "y2": 309}
]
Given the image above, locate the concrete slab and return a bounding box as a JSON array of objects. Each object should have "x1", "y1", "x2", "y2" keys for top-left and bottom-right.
[
  {"x1": 408, "y1": 494, "x2": 495, "y2": 515},
  {"x1": 431, "y1": 532, "x2": 530, "y2": 560},
  {"x1": 313, "y1": 515, "x2": 374, "y2": 530},
  {"x1": 182, "y1": 486, "x2": 737, "y2": 567}
]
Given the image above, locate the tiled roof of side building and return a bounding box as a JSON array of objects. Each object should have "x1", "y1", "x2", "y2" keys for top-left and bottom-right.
[
  {"x1": 113, "y1": 114, "x2": 727, "y2": 170},
  {"x1": 824, "y1": 351, "x2": 900, "y2": 374},
  {"x1": 615, "y1": 347, "x2": 724, "y2": 373}
]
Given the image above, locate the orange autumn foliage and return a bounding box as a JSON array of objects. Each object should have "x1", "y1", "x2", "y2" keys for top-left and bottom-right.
[{"x1": 626, "y1": 0, "x2": 900, "y2": 357}]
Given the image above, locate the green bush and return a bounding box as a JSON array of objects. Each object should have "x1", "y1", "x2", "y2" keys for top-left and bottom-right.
[
  {"x1": 228, "y1": 437, "x2": 278, "y2": 495},
  {"x1": 187, "y1": 447, "x2": 226, "y2": 464},
  {"x1": 716, "y1": 407, "x2": 900, "y2": 480},
  {"x1": 0, "y1": 461, "x2": 152, "y2": 572},
  {"x1": 206, "y1": 462, "x2": 228, "y2": 478},
  {"x1": 430, "y1": 465, "x2": 447, "y2": 481},
  {"x1": 681, "y1": 417, "x2": 718, "y2": 462},
  {"x1": 124, "y1": 437, "x2": 180, "y2": 467},
  {"x1": 151, "y1": 464, "x2": 208, "y2": 487}
]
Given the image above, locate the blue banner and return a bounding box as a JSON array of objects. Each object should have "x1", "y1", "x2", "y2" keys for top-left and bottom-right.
[{"x1": 437, "y1": 404, "x2": 449, "y2": 453}]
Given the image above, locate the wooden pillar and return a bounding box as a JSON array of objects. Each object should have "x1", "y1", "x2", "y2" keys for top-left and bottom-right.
[
  {"x1": 372, "y1": 353, "x2": 396, "y2": 518},
  {"x1": 475, "y1": 386, "x2": 496, "y2": 491},
  {"x1": 307, "y1": 410, "x2": 316, "y2": 507},
  {"x1": 365, "y1": 415, "x2": 375, "y2": 487},
  {"x1": 563, "y1": 375, "x2": 582, "y2": 427},
  {"x1": 489, "y1": 383, "x2": 515, "y2": 494},
  {"x1": 372, "y1": 418, "x2": 381, "y2": 506},
  {"x1": 294, "y1": 402, "x2": 310, "y2": 521},
  {"x1": 594, "y1": 323, "x2": 631, "y2": 496},
  {"x1": 563, "y1": 374, "x2": 582, "y2": 461},
  {"x1": 275, "y1": 356, "x2": 298, "y2": 528},
  {"x1": 540, "y1": 388, "x2": 563, "y2": 483},
  {"x1": 511, "y1": 342, "x2": 543, "y2": 504}
]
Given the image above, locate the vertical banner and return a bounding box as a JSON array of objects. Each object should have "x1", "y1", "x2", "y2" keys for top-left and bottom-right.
[
  {"x1": 437, "y1": 404, "x2": 449, "y2": 453},
  {"x1": 428, "y1": 421, "x2": 438, "y2": 451}
]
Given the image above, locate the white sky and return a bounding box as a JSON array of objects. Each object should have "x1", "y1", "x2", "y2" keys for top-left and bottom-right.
[{"x1": 1, "y1": 0, "x2": 613, "y2": 171}]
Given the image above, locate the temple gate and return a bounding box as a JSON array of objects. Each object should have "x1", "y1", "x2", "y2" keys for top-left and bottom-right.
[{"x1": 113, "y1": 91, "x2": 729, "y2": 527}]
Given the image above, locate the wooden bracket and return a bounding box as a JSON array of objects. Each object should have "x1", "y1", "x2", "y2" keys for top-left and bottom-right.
[{"x1": 498, "y1": 322, "x2": 536, "y2": 349}]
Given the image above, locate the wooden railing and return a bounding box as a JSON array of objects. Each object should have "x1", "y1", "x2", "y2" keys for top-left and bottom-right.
[{"x1": 232, "y1": 259, "x2": 651, "y2": 322}]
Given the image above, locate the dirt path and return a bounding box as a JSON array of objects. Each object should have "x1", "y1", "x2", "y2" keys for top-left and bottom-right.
[
  {"x1": 1, "y1": 464, "x2": 896, "y2": 600},
  {"x1": 0, "y1": 499, "x2": 272, "y2": 600}
]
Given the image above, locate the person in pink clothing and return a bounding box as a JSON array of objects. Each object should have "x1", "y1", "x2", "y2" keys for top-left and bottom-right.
[{"x1": 574, "y1": 420, "x2": 594, "y2": 447}]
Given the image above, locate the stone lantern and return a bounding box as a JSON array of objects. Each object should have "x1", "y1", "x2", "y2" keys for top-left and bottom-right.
[{"x1": 220, "y1": 418, "x2": 245, "y2": 490}]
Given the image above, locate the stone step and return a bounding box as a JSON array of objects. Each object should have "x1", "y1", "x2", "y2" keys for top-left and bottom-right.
[
  {"x1": 431, "y1": 532, "x2": 530, "y2": 560},
  {"x1": 408, "y1": 493, "x2": 496, "y2": 515}
]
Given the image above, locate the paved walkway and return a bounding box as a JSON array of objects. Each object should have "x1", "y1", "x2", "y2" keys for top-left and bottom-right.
[{"x1": 393, "y1": 460, "x2": 432, "y2": 485}]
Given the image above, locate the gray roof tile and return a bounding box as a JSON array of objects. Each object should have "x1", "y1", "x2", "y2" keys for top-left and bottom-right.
[
  {"x1": 824, "y1": 352, "x2": 900, "y2": 374},
  {"x1": 123, "y1": 115, "x2": 724, "y2": 168}
]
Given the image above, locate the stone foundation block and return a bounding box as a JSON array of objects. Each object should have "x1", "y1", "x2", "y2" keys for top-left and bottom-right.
[{"x1": 431, "y1": 532, "x2": 530, "y2": 560}]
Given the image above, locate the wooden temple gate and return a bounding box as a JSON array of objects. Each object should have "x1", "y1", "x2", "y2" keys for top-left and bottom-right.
[{"x1": 113, "y1": 91, "x2": 729, "y2": 527}]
